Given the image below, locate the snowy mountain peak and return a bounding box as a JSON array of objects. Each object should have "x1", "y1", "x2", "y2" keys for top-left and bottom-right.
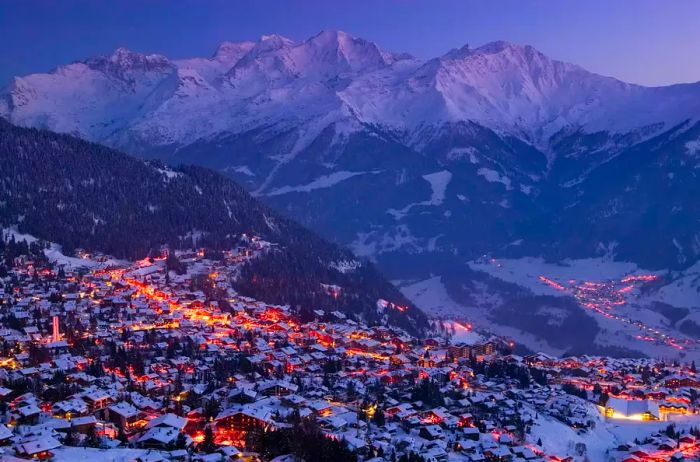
[
  {"x1": 441, "y1": 40, "x2": 531, "y2": 59},
  {"x1": 302, "y1": 29, "x2": 393, "y2": 71},
  {"x1": 474, "y1": 40, "x2": 535, "y2": 55},
  {"x1": 84, "y1": 47, "x2": 173, "y2": 78},
  {"x1": 440, "y1": 39, "x2": 573, "y2": 75},
  {"x1": 224, "y1": 30, "x2": 394, "y2": 81},
  {"x1": 256, "y1": 34, "x2": 296, "y2": 51},
  {"x1": 212, "y1": 41, "x2": 256, "y2": 63},
  {"x1": 388, "y1": 39, "x2": 640, "y2": 138},
  {"x1": 95, "y1": 47, "x2": 169, "y2": 67},
  {"x1": 110, "y1": 46, "x2": 141, "y2": 60},
  {"x1": 222, "y1": 34, "x2": 295, "y2": 73}
]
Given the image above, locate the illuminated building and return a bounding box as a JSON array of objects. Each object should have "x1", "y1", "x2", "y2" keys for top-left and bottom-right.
[{"x1": 603, "y1": 397, "x2": 660, "y2": 421}]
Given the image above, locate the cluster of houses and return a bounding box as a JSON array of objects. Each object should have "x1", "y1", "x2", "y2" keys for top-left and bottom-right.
[
  {"x1": 608, "y1": 431, "x2": 699, "y2": 462},
  {"x1": 1, "y1": 238, "x2": 700, "y2": 462},
  {"x1": 524, "y1": 354, "x2": 697, "y2": 422}
]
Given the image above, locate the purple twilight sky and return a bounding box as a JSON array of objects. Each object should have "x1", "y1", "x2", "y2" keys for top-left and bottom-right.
[{"x1": 1, "y1": 0, "x2": 700, "y2": 87}]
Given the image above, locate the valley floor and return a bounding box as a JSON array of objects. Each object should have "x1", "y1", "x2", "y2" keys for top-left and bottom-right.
[{"x1": 399, "y1": 256, "x2": 700, "y2": 361}]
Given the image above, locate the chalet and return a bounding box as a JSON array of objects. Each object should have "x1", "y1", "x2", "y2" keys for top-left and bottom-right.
[
  {"x1": 462, "y1": 427, "x2": 480, "y2": 441},
  {"x1": 419, "y1": 425, "x2": 444, "y2": 441},
  {"x1": 449, "y1": 343, "x2": 474, "y2": 360},
  {"x1": 0, "y1": 423, "x2": 13, "y2": 445},
  {"x1": 665, "y1": 374, "x2": 700, "y2": 388},
  {"x1": 83, "y1": 390, "x2": 111, "y2": 410},
  {"x1": 422, "y1": 407, "x2": 450, "y2": 425},
  {"x1": 490, "y1": 445, "x2": 517, "y2": 461},
  {"x1": 471, "y1": 341, "x2": 497, "y2": 358},
  {"x1": 229, "y1": 387, "x2": 257, "y2": 404},
  {"x1": 423, "y1": 445, "x2": 448, "y2": 462},
  {"x1": 215, "y1": 405, "x2": 272, "y2": 434},
  {"x1": 14, "y1": 436, "x2": 62, "y2": 460},
  {"x1": 67, "y1": 416, "x2": 97, "y2": 434},
  {"x1": 659, "y1": 400, "x2": 689, "y2": 416},
  {"x1": 137, "y1": 426, "x2": 185, "y2": 449},
  {"x1": 418, "y1": 351, "x2": 436, "y2": 368},
  {"x1": 257, "y1": 380, "x2": 298, "y2": 397},
  {"x1": 15, "y1": 403, "x2": 41, "y2": 424},
  {"x1": 321, "y1": 415, "x2": 349, "y2": 432},
  {"x1": 512, "y1": 446, "x2": 539, "y2": 460},
  {"x1": 307, "y1": 399, "x2": 333, "y2": 417},
  {"x1": 107, "y1": 401, "x2": 142, "y2": 429},
  {"x1": 386, "y1": 403, "x2": 414, "y2": 419},
  {"x1": 146, "y1": 413, "x2": 187, "y2": 432}
]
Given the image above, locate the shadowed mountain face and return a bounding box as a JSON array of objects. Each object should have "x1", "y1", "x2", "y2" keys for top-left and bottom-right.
[
  {"x1": 2, "y1": 31, "x2": 700, "y2": 354},
  {"x1": 0, "y1": 119, "x2": 427, "y2": 335}
]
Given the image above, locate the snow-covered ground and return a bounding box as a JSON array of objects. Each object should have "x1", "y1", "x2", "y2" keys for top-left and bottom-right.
[
  {"x1": 526, "y1": 402, "x2": 617, "y2": 461},
  {"x1": 388, "y1": 170, "x2": 452, "y2": 220},
  {"x1": 266, "y1": 170, "x2": 376, "y2": 196},
  {"x1": 2, "y1": 227, "x2": 126, "y2": 270},
  {"x1": 2, "y1": 227, "x2": 41, "y2": 246},
  {"x1": 422, "y1": 171, "x2": 453, "y2": 206},
  {"x1": 44, "y1": 244, "x2": 125, "y2": 270},
  {"x1": 648, "y1": 260, "x2": 700, "y2": 309},
  {"x1": 49, "y1": 446, "x2": 171, "y2": 462},
  {"x1": 527, "y1": 401, "x2": 700, "y2": 461},
  {"x1": 468, "y1": 256, "x2": 698, "y2": 315},
  {"x1": 399, "y1": 276, "x2": 463, "y2": 315},
  {"x1": 477, "y1": 167, "x2": 512, "y2": 190},
  {"x1": 468, "y1": 256, "x2": 651, "y2": 297}
]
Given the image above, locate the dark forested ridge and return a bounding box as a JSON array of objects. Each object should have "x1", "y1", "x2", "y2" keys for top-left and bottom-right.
[{"x1": 0, "y1": 119, "x2": 426, "y2": 334}]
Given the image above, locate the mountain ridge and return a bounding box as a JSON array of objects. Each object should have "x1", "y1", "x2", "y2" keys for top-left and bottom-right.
[{"x1": 4, "y1": 31, "x2": 699, "y2": 152}]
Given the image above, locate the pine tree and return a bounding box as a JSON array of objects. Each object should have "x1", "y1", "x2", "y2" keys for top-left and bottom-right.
[
  {"x1": 175, "y1": 431, "x2": 188, "y2": 449},
  {"x1": 203, "y1": 399, "x2": 220, "y2": 420},
  {"x1": 372, "y1": 407, "x2": 386, "y2": 427},
  {"x1": 117, "y1": 426, "x2": 129, "y2": 445},
  {"x1": 200, "y1": 425, "x2": 217, "y2": 453},
  {"x1": 85, "y1": 424, "x2": 101, "y2": 448},
  {"x1": 64, "y1": 424, "x2": 77, "y2": 446}
]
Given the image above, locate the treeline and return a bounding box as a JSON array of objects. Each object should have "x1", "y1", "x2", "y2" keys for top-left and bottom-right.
[
  {"x1": 0, "y1": 234, "x2": 51, "y2": 275},
  {"x1": 472, "y1": 359, "x2": 548, "y2": 388},
  {"x1": 237, "y1": 245, "x2": 425, "y2": 334},
  {"x1": 246, "y1": 418, "x2": 357, "y2": 462}
]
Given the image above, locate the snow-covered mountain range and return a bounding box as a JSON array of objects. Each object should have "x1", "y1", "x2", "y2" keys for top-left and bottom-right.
[
  {"x1": 3, "y1": 30, "x2": 700, "y2": 357},
  {"x1": 4, "y1": 31, "x2": 700, "y2": 148}
]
